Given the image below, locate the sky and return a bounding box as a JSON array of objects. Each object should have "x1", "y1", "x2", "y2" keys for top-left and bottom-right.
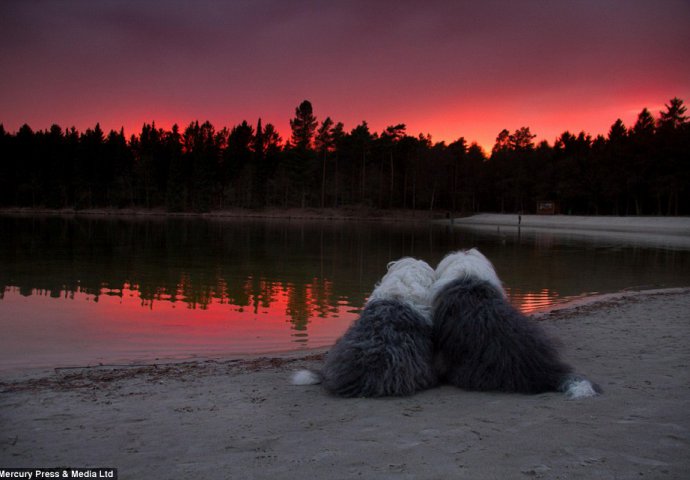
[{"x1": 1, "y1": 0, "x2": 689, "y2": 152}]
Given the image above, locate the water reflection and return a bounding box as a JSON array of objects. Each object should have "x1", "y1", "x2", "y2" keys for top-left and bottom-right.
[
  {"x1": 505, "y1": 288, "x2": 557, "y2": 314},
  {"x1": 1, "y1": 214, "x2": 689, "y2": 370},
  {"x1": 0, "y1": 216, "x2": 380, "y2": 323}
]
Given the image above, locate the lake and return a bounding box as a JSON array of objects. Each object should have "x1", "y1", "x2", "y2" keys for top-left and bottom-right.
[{"x1": 1, "y1": 214, "x2": 689, "y2": 371}]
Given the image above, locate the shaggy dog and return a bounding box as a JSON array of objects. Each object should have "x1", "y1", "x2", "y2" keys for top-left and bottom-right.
[
  {"x1": 291, "y1": 257, "x2": 438, "y2": 397},
  {"x1": 432, "y1": 249, "x2": 600, "y2": 399}
]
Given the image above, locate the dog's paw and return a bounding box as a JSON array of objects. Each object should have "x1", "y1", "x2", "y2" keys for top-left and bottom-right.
[
  {"x1": 562, "y1": 376, "x2": 601, "y2": 399},
  {"x1": 291, "y1": 369, "x2": 322, "y2": 385}
]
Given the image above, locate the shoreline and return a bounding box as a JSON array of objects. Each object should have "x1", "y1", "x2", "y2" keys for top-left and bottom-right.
[
  {"x1": 1, "y1": 287, "x2": 686, "y2": 381},
  {"x1": 1, "y1": 286, "x2": 687, "y2": 383},
  {"x1": 445, "y1": 213, "x2": 690, "y2": 249},
  {"x1": 3, "y1": 207, "x2": 690, "y2": 229},
  {"x1": 0, "y1": 206, "x2": 438, "y2": 223},
  {"x1": 1, "y1": 287, "x2": 689, "y2": 478},
  {"x1": 445, "y1": 213, "x2": 690, "y2": 235}
]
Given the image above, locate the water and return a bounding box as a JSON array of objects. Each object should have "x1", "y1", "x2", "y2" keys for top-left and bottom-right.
[{"x1": 1, "y1": 214, "x2": 689, "y2": 371}]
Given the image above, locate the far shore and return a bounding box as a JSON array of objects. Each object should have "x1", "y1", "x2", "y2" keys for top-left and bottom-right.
[
  {"x1": 3, "y1": 206, "x2": 690, "y2": 230},
  {"x1": 0, "y1": 206, "x2": 438, "y2": 223},
  {"x1": 445, "y1": 212, "x2": 690, "y2": 235},
  {"x1": 443, "y1": 213, "x2": 690, "y2": 249}
]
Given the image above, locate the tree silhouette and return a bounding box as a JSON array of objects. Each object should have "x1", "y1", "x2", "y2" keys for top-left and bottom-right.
[
  {"x1": 0, "y1": 96, "x2": 688, "y2": 215},
  {"x1": 628, "y1": 109, "x2": 657, "y2": 214},
  {"x1": 348, "y1": 121, "x2": 373, "y2": 205},
  {"x1": 658, "y1": 98, "x2": 687, "y2": 131},
  {"x1": 315, "y1": 116, "x2": 335, "y2": 208},
  {"x1": 165, "y1": 124, "x2": 186, "y2": 211},
  {"x1": 330, "y1": 121, "x2": 345, "y2": 207},
  {"x1": 183, "y1": 121, "x2": 220, "y2": 212},
  {"x1": 656, "y1": 98, "x2": 688, "y2": 214},
  {"x1": 380, "y1": 124, "x2": 406, "y2": 208},
  {"x1": 257, "y1": 122, "x2": 282, "y2": 206},
  {"x1": 225, "y1": 120, "x2": 254, "y2": 207},
  {"x1": 290, "y1": 100, "x2": 317, "y2": 151}
]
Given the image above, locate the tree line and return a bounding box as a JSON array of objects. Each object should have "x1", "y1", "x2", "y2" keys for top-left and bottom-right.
[{"x1": 1, "y1": 98, "x2": 688, "y2": 215}]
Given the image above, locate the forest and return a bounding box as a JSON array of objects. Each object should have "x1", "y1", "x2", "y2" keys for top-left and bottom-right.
[{"x1": 1, "y1": 98, "x2": 688, "y2": 215}]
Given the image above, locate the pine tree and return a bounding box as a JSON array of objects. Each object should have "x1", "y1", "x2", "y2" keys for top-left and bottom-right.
[
  {"x1": 315, "y1": 117, "x2": 335, "y2": 207},
  {"x1": 290, "y1": 100, "x2": 317, "y2": 151},
  {"x1": 658, "y1": 97, "x2": 687, "y2": 130}
]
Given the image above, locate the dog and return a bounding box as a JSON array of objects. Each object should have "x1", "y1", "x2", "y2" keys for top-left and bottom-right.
[
  {"x1": 431, "y1": 249, "x2": 601, "y2": 399},
  {"x1": 291, "y1": 257, "x2": 438, "y2": 397}
]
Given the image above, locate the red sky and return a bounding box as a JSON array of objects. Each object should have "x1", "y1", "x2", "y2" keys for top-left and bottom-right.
[{"x1": 1, "y1": 0, "x2": 688, "y2": 152}]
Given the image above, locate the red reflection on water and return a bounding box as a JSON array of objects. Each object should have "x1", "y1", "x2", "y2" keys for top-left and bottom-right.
[
  {"x1": 0, "y1": 280, "x2": 359, "y2": 371},
  {"x1": 505, "y1": 287, "x2": 561, "y2": 314}
]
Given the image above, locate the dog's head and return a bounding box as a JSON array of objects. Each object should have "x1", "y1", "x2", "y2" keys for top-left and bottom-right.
[
  {"x1": 432, "y1": 248, "x2": 505, "y2": 296},
  {"x1": 367, "y1": 257, "x2": 436, "y2": 312}
]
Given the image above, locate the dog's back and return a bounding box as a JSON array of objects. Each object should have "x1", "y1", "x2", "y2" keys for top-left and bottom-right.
[
  {"x1": 433, "y1": 278, "x2": 572, "y2": 393},
  {"x1": 321, "y1": 299, "x2": 437, "y2": 397},
  {"x1": 292, "y1": 257, "x2": 438, "y2": 397}
]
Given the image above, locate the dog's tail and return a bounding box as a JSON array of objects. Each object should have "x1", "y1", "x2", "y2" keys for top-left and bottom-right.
[
  {"x1": 291, "y1": 369, "x2": 323, "y2": 386},
  {"x1": 558, "y1": 374, "x2": 602, "y2": 399}
]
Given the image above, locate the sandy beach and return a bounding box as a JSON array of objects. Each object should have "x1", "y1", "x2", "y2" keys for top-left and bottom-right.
[
  {"x1": 448, "y1": 213, "x2": 690, "y2": 233},
  {"x1": 444, "y1": 214, "x2": 690, "y2": 249},
  {"x1": 1, "y1": 288, "x2": 689, "y2": 479}
]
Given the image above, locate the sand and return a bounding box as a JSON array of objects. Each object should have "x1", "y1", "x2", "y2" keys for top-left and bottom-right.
[
  {"x1": 448, "y1": 213, "x2": 690, "y2": 233},
  {"x1": 1, "y1": 288, "x2": 689, "y2": 479},
  {"x1": 444, "y1": 213, "x2": 690, "y2": 249}
]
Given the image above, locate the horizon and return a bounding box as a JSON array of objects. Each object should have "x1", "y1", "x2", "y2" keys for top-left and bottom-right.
[
  {"x1": 0, "y1": 97, "x2": 685, "y2": 158},
  {"x1": 1, "y1": 0, "x2": 689, "y2": 153}
]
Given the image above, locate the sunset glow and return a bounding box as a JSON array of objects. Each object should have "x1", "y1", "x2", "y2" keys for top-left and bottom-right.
[
  {"x1": 0, "y1": 281, "x2": 360, "y2": 371},
  {"x1": 1, "y1": 1, "x2": 688, "y2": 152}
]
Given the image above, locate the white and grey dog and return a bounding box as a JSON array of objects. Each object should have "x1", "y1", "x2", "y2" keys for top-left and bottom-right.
[
  {"x1": 292, "y1": 257, "x2": 438, "y2": 397},
  {"x1": 431, "y1": 248, "x2": 601, "y2": 399}
]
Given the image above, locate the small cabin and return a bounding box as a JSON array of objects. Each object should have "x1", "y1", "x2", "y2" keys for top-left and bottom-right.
[{"x1": 536, "y1": 201, "x2": 558, "y2": 215}]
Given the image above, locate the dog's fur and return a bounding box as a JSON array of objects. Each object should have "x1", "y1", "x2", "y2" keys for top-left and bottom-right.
[
  {"x1": 291, "y1": 258, "x2": 438, "y2": 397},
  {"x1": 432, "y1": 248, "x2": 505, "y2": 298},
  {"x1": 432, "y1": 249, "x2": 601, "y2": 399}
]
